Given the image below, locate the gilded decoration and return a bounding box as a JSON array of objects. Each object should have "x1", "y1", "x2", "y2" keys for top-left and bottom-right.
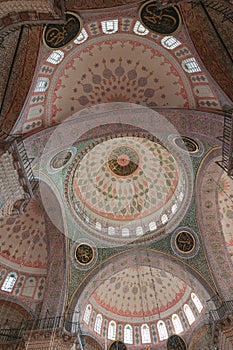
[
  {"x1": 171, "y1": 227, "x2": 200, "y2": 259},
  {"x1": 167, "y1": 334, "x2": 187, "y2": 350},
  {"x1": 43, "y1": 12, "x2": 82, "y2": 49},
  {"x1": 139, "y1": 0, "x2": 182, "y2": 36},
  {"x1": 50, "y1": 149, "x2": 73, "y2": 169},
  {"x1": 71, "y1": 239, "x2": 97, "y2": 270},
  {"x1": 175, "y1": 231, "x2": 195, "y2": 253},
  {"x1": 108, "y1": 341, "x2": 127, "y2": 350},
  {"x1": 173, "y1": 136, "x2": 199, "y2": 153},
  {"x1": 75, "y1": 243, "x2": 94, "y2": 265}
]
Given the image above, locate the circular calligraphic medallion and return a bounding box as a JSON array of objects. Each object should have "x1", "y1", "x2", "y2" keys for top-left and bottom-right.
[
  {"x1": 50, "y1": 150, "x2": 73, "y2": 169},
  {"x1": 108, "y1": 341, "x2": 127, "y2": 350},
  {"x1": 75, "y1": 243, "x2": 94, "y2": 265},
  {"x1": 175, "y1": 231, "x2": 195, "y2": 253},
  {"x1": 139, "y1": 0, "x2": 182, "y2": 36},
  {"x1": 108, "y1": 146, "x2": 139, "y2": 176},
  {"x1": 174, "y1": 136, "x2": 199, "y2": 153},
  {"x1": 43, "y1": 12, "x2": 82, "y2": 49},
  {"x1": 71, "y1": 239, "x2": 97, "y2": 270},
  {"x1": 167, "y1": 334, "x2": 187, "y2": 350},
  {"x1": 171, "y1": 227, "x2": 200, "y2": 259}
]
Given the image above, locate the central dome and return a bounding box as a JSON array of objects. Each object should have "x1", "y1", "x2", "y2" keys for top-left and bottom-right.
[
  {"x1": 64, "y1": 132, "x2": 189, "y2": 245},
  {"x1": 72, "y1": 135, "x2": 179, "y2": 221}
]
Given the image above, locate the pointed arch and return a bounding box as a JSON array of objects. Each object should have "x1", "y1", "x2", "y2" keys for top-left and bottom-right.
[
  {"x1": 124, "y1": 324, "x2": 133, "y2": 344},
  {"x1": 172, "y1": 314, "x2": 184, "y2": 334},
  {"x1": 94, "y1": 314, "x2": 102, "y2": 334},
  {"x1": 191, "y1": 293, "x2": 203, "y2": 313},
  {"x1": 108, "y1": 320, "x2": 116, "y2": 340},
  {"x1": 141, "y1": 324, "x2": 151, "y2": 344},
  {"x1": 1, "y1": 272, "x2": 18, "y2": 292},
  {"x1": 157, "y1": 320, "x2": 168, "y2": 341},
  {"x1": 184, "y1": 304, "x2": 195, "y2": 325}
]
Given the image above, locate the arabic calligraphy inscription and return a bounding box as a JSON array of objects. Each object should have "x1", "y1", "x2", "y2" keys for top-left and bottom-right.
[
  {"x1": 43, "y1": 12, "x2": 82, "y2": 49},
  {"x1": 167, "y1": 335, "x2": 187, "y2": 350},
  {"x1": 108, "y1": 341, "x2": 127, "y2": 350},
  {"x1": 75, "y1": 243, "x2": 94, "y2": 265},
  {"x1": 139, "y1": 1, "x2": 182, "y2": 35},
  {"x1": 175, "y1": 230, "x2": 195, "y2": 253}
]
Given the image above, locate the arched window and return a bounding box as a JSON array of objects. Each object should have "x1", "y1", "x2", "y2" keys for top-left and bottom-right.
[
  {"x1": 124, "y1": 324, "x2": 133, "y2": 344},
  {"x1": 108, "y1": 321, "x2": 116, "y2": 340},
  {"x1": 83, "y1": 304, "x2": 92, "y2": 325},
  {"x1": 171, "y1": 203, "x2": 178, "y2": 214},
  {"x1": 122, "y1": 228, "x2": 129, "y2": 237},
  {"x1": 1, "y1": 272, "x2": 18, "y2": 292},
  {"x1": 161, "y1": 214, "x2": 168, "y2": 224},
  {"x1": 101, "y1": 20, "x2": 118, "y2": 34},
  {"x1": 191, "y1": 293, "x2": 203, "y2": 313},
  {"x1": 183, "y1": 304, "x2": 195, "y2": 325},
  {"x1": 141, "y1": 324, "x2": 151, "y2": 344},
  {"x1": 172, "y1": 314, "x2": 183, "y2": 334},
  {"x1": 108, "y1": 227, "x2": 115, "y2": 235},
  {"x1": 95, "y1": 222, "x2": 102, "y2": 230},
  {"x1": 133, "y1": 21, "x2": 149, "y2": 36},
  {"x1": 157, "y1": 320, "x2": 168, "y2": 341},
  {"x1": 35, "y1": 77, "x2": 49, "y2": 92},
  {"x1": 181, "y1": 58, "x2": 201, "y2": 73},
  {"x1": 149, "y1": 221, "x2": 156, "y2": 231},
  {"x1": 161, "y1": 36, "x2": 181, "y2": 50},
  {"x1": 74, "y1": 28, "x2": 88, "y2": 44},
  {"x1": 136, "y1": 226, "x2": 143, "y2": 236},
  {"x1": 178, "y1": 192, "x2": 184, "y2": 201},
  {"x1": 94, "y1": 314, "x2": 102, "y2": 334},
  {"x1": 46, "y1": 50, "x2": 64, "y2": 64}
]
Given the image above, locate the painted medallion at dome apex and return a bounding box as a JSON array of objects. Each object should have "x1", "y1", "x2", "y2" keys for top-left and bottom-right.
[{"x1": 69, "y1": 135, "x2": 179, "y2": 222}]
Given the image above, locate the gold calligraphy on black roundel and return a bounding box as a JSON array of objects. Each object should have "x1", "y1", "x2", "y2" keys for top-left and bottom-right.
[
  {"x1": 167, "y1": 335, "x2": 187, "y2": 350},
  {"x1": 174, "y1": 136, "x2": 199, "y2": 153},
  {"x1": 75, "y1": 243, "x2": 94, "y2": 265},
  {"x1": 108, "y1": 341, "x2": 127, "y2": 350},
  {"x1": 43, "y1": 12, "x2": 82, "y2": 49},
  {"x1": 139, "y1": 0, "x2": 182, "y2": 36},
  {"x1": 175, "y1": 230, "x2": 195, "y2": 253}
]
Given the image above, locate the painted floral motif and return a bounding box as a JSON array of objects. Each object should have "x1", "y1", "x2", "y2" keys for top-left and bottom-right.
[{"x1": 218, "y1": 172, "x2": 233, "y2": 262}]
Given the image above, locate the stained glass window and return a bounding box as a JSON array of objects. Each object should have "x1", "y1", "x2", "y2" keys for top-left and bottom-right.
[
  {"x1": 161, "y1": 36, "x2": 181, "y2": 50},
  {"x1": 1, "y1": 272, "x2": 17, "y2": 292},
  {"x1": 191, "y1": 293, "x2": 203, "y2": 313},
  {"x1": 157, "y1": 321, "x2": 168, "y2": 341},
  {"x1": 124, "y1": 324, "x2": 133, "y2": 344},
  {"x1": 102, "y1": 20, "x2": 118, "y2": 34},
  {"x1": 108, "y1": 321, "x2": 116, "y2": 340},
  {"x1": 183, "y1": 304, "x2": 195, "y2": 325},
  {"x1": 133, "y1": 21, "x2": 149, "y2": 36},
  {"x1": 83, "y1": 304, "x2": 92, "y2": 325},
  {"x1": 35, "y1": 77, "x2": 49, "y2": 92},
  {"x1": 94, "y1": 314, "x2": 102, "y2": 334},
  {"x1": 172, "y1": 314, "x2": 184, "y2": 334},
  {"x1": 46, "y1": 50, "x2": 64, "y2": 64},
  {"x1": 149, "y1": 221, "x2": 156, "y2": 231},
  {"x1": 141, "y1": 324, "x2": 151, "y2": 344},
  {"x1": 122, "y1": 228, "x2": 129, "y2": 237},
  {"x1": 161, "y1": 214, "x2": 168, "y2": 224},
  {"x1": 136, "y1": 226, "x2": 143, "y2": 236},
  {"x1": 181, "y1": 58, "x2": 201, "y2": 73},
  {"x1": 74, "y1": 28, "x2": 88, "y2": 44}
]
